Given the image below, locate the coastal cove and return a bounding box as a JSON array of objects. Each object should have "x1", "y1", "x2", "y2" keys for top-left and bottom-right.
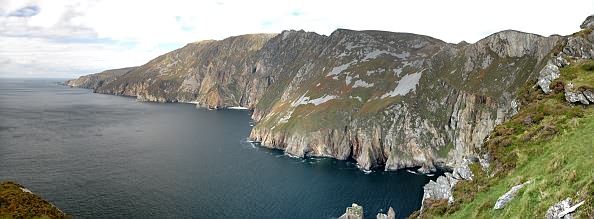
[{"x1": 0, "y1": 79, "x2": 439, "y2": 218}]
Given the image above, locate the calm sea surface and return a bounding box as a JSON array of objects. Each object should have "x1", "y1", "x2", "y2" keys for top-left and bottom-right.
[{"x1": 0, "y1": 79, "x2": 439, "y2": 218}]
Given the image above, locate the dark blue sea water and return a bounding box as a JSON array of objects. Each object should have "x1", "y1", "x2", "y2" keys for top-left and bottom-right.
[{"x1": 0, "y1": 79, "x2": 438, "y2": 218}]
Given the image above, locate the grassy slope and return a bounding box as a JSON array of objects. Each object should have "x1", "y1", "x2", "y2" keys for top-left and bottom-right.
[
  {"x1": 417, "y1": 59, "x2": 594, "y2": 218},
  {"x1": 0, "y1": 181, "x2": 69, "y2": 219}
]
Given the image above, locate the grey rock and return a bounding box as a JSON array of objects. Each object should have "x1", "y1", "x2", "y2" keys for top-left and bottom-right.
[
  {"x1": 493, "y1": 180, "x2": 532, "y2": 210},
  {"x1": 565, "y1": 83, "x2": 590, "y2": 105},
  {"x1": 546, "y1": 198, "x2": 572, "y2": 219},
  {"x1": 479, "y1": 153, "x2": 493, "y2": 176},
  {"x1": 580, "y1": 15, "x2": 594, "y2": 29},
  {"x1": 537, "y1": 61, "x2": 561, "y2": 93},
  {"x1": 376, "y1": 207, "x2": 395, "y2": 219},
  {"x1": 551, "y1": 55, "x2": 570, "y2": 68},
  {"x1": 583, "y1": 90, "x2": 594, "y2": 102},
  {"x1": 421, "y1": 172, "x2": 459, "y2": 210},
  {"x1": 563, "y1": 36, "x2": 594, "y2": 59},
  {"x1": 452, "y1": 158, "x2": 474, "y2": 180},
  {"x1": 339, "y1": 203, "x2": 364, "y2": 219}
]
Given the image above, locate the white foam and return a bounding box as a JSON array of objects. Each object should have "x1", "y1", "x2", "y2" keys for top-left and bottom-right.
[
  {"x1": 20, "y1": 188, "x2": 32, "y2": 194},
  {"x1": 227, "y1": 106, "x2": 249, "y2": 110}
]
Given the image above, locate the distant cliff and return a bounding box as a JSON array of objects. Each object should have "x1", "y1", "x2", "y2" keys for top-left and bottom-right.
[{"x1": 66, "y1": 25, "x2": 564, "y2": 172}]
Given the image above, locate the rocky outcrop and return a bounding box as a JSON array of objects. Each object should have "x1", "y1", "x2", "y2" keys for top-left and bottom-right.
[
  {"x1": 420, "y1": 158, "x2": 473, "y2": 210},
  {"x1": 421, "y1": 173, "x2": 459, "y2": 207},
  {"x1": 580, "y1": 15, "x2": 594, "y2": 29},
  {"x1": 376, "y1": 207, "x2": 395, "y2": 219},
  {"x1": 537, "y1": 61, "x2": 562, "y2": 93},
  {"x1": 338, "y1": 203, "x2": 364, "y2": 219},
  {"x1": 493, "y1": 180, "x2": 531, "y2": 210},
  {"x1": 338, "y1": 203, "x2": 396, "y2": 219},
  {"x1": 564, "y1": 82, "x2": 591, "y2": 105},
  {"x1": 545, "y1": 198, "x2": 585, "y2": 219}
]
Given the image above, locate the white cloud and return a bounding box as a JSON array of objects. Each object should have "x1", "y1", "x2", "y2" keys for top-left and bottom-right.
[{"x1": 0, "y1": 0, "x2": 592, "y2": 78}]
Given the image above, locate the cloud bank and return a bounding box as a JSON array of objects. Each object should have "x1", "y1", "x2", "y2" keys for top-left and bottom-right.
[{"x1": 1, "y1": 0, "x2": 592, "y2": 78}]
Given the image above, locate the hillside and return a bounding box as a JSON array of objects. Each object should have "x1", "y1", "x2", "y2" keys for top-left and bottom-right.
[{"x1": 414, "y1": 18, "x2": 594, "y2": 218}]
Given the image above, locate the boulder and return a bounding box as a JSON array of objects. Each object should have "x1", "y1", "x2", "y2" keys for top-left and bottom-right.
[
  {"x1": 339, "y1": 203, "x2": 364, "y2": 219},
  {"x1": 376, "y1": 207, "x2": 395, "y2": 219},
  {"x1": 452, "y1": 158, "x2": 474, "y2": 180},
  {"x1": 565, "y1": 83, "x2": 590, "y2": 105},
  {"x1": 583, "y1": 90, "x2": 594, "y2": 102},
  {"x1": 493, "y1": 180, "x2": 531, "y2": 210},
  {"x1": 545, "y1": 198, "x2": 585, "y2": 219},
  {"x1": 537, "y1": 61, "x2": 561, "y2": 93}
]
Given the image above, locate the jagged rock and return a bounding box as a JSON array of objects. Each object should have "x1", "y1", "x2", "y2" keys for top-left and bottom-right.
[
  {"x1": 544, "y1": 198, "x2": 585, "y2": 219},
  {"x1": 339, "y1": 203, "x2": 364, "y2": 219},
  {"x1": 479, "y1": 153, "x2": 492, "y2": 176},
  {"x1": 581, "y1": 15, "x2": 594, "y2": 29},
  {"x1": 563, "y1": 36, "x2": 594, "y2": 59},
  {"x1": 537, "y1": 61, "x2": 561, "y2": 93},
  {"x1": 376, "y1": 207, "x2": 395, "y2": 219},
  {"x1": 565, "y1": 83, "x2": 590, "y2": 105},
  {"x1": 421, "y1": 172, "x2": 459, "y2": 210},
  {"x1": 452, "y1": 158, "x2": 474, "y2": 180},
  {"x1": 493, "y1": 180, "x2": 532, "y2": 210},
  {"x1": 551, "y1": 55, "x2": 570, "y2": 68}
]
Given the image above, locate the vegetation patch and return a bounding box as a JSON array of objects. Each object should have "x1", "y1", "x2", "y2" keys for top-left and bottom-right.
[
  {"x1": 0, "y1": 181, "x2": 69, "y2": 219},
  {"x1": 415, "y1": 59, "x2": 594, "y2": 218}
]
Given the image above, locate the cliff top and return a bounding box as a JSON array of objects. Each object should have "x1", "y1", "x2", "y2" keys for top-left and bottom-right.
[{"x1": 0, "y1": 181, "x2": 70, "y2": 218}]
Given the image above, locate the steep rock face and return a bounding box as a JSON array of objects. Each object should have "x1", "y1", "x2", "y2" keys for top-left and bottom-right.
[
  {"x1": 67, "y1": 29, "x2": 562, "y2": 172},
  {"x1": 250, "y1": 30, "x2": 561, "y2": 171},
  {"x1": 65, "y1": 67, "x2": 137, "y2": 89},
  {"x1": 93, "y1": 34, "x2": 276, "y2": 107}
]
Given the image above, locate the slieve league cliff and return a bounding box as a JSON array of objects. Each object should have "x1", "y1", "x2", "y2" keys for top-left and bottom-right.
[{"x1": 66, "y1": 19, "x2": 584, "y2": 174}]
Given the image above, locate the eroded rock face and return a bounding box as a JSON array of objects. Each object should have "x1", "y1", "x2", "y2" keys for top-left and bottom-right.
[
  {"x1": 421, "y1": 172, "x2": 459, "y2": 208},
  {"x1": 68, "y1": 28, "x2": 562, "y2": 173}
]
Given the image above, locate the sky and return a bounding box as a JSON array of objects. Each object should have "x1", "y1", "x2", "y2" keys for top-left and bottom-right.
[{"x1": 0, "y1": 0, "x2": 592, "y2": 78}]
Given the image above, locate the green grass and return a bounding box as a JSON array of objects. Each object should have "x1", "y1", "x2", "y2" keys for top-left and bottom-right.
[
  {"x1": 556, "y1": 59, "x2": 594, "y2": 89},
  {"x1": 416, "y1": 60, "x2": 594, "y2": 218}
]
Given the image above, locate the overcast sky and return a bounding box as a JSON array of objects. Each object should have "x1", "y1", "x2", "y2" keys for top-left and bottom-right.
[{"x1": 1, "y1": 0, "x2": 592, "y2": 78}]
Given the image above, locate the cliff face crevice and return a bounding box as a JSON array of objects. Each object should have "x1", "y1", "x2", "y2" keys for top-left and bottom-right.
[{"x1": 67, "y1": 28, "x2": 563, "y2": 172}]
